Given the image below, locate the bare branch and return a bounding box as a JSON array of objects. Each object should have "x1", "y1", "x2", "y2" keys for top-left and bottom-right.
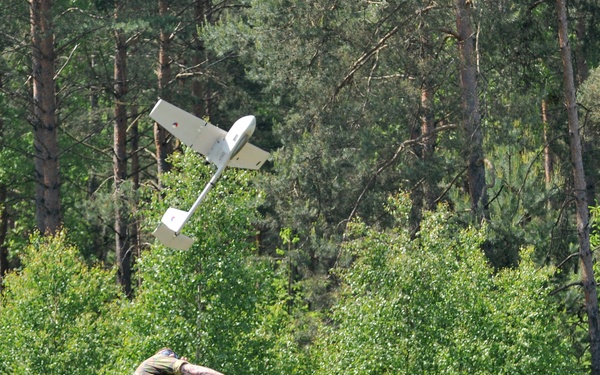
[
  {"x1": 329, "y1": 25, "x2": 399, "y2": 102},
  {"x1": 345, "y1": 124, "x2": 457, "y2": 226},
  {"x1": 54, "y1": 43, "x2": 79, "y2": 80},
  {"x1": 550, "y1": 281, "x2": 583, "y2": 296},
  {"x1": 433, "y1": 165, "x2": 468, "y2": 206},
  {"x1": 557, "y1": 252, "x2": 580, "y2": 269}
]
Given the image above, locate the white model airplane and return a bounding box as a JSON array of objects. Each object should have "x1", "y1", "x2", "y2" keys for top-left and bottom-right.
[{"x1": 150, "y1": 99, "x2": 270, "y2": 250}]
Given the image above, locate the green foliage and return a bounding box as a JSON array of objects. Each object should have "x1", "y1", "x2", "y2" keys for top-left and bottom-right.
[
  {"x1": 0, "y1": 230, "x2": 122, "y2": 375},
  {"x1": 467, "y1": 126, "x2": 570, "y2": 269},
  {"x1": 0, "y1": 86, "x2": 36, "y2": 256},
  {"x1": 208, "y1": 1, "x2": 460, "y2": 311},
  {"x1": 313, "y1": 194, "x2": 580, "y2": 374}
]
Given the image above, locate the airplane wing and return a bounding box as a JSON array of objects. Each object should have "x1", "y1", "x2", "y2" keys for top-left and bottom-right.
[
  {"x1": 229, "y1": 143, "x2": 270, "y2": 170},
  {"x1": 150, "y1": 99, "x2": 226, "y2": 156},
  {"x1": 150, "y1": 99, "x2": 270, "y2": 169}
]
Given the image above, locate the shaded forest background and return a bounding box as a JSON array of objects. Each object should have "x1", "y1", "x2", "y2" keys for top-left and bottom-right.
[{"x1": 2, "y1": 0, "x2": 600, "y2": 373}]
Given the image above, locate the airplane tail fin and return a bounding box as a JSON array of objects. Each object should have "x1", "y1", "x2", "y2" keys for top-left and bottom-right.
[
  {"x1": 152, "y1": 223, "x2": 194, "y2": 250},
  {"x1": 152, "y1": 207, "x2": 195, "y2": 250}
]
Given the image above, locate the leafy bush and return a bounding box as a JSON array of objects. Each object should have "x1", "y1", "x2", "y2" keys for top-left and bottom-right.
[
  {"x1": 313, "y1": 194, "x2": 580, "y2": 374},
  {"x1": 0, "y1": 230, "x2": 122, "y2": 375}
]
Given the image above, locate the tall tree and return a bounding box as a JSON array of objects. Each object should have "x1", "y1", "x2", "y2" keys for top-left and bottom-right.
[
  {"x1": 113, "y1": 0, "x2": 131, "y2": 296},
  {"x1": 542, "y1": 99, "x2": 554, "y2": 187},
  {"x1": 407, "y1": 4, "x2": 451, "y2": 233},
  {"x1": 455, "y1": 0, "x2": 487, "y2": 219},
  {"x1": 30, "y1": 0, "x2": 61, "y2": 234},
  {"x1": 154, "y1": 0, "x2": 174, "y2": 183},
  {"x1": 556, "y1": 0, "x2": 600, "y2": 372},
  {"x1": 192, "y1": 0, "x2": 212, "y2": 117},
  {"x1": 0, "y1": 75, "x2": 7, "y2": 284},
  {"x1": 129, "y1": 104, "x2": 141, "y2": 287},
  {"x1": 572, "y1": 1, "x2": 598, "y2": 208}
]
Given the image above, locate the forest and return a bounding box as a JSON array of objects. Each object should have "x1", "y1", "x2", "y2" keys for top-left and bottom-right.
[{"x1": 1, "y1": 0, "x2": 600, "y2": 373}]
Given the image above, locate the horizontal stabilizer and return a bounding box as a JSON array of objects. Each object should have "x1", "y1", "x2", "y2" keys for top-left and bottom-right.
[
  {"x1": 228, "y1": 143, "x2": 270, "y2": 170},
  {"x1": 161, "y1": 207, "x2": 189, "y2": 233},
  {"x1": 152, "y1": 223, "x2": 195, "y2": 250}
]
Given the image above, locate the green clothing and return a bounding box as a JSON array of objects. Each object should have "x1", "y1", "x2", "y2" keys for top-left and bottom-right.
[{"x1": 134, "y1": 354, "x2": 188, "y2": 375}]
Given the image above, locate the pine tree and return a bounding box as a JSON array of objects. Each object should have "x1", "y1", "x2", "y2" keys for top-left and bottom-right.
[
  {"x1": 556, "y1": 0, "x2": 600, "y2": 371},
  {"x1": 30, "y1": 0, "x2": 61, "y2": 234}
]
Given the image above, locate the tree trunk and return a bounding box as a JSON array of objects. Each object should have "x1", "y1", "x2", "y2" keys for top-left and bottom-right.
[
  {"x1": 88, "y1": 55, "x2": 110, "y2": 263},
  {"x1": 542, "y1": 99, "x2": 556, "y2": 212},
  {"x1": 192, "y1": 0, "x2": 211, "y2": 117},
  {"x1": 0, "y1": 83, "x2": 8, "y2": 286},
  {"x1": 455, "y1": 0, "x2": 487, "y2": 219},
  {"x1": 409, "y1": 12, "x2": 438, "y2": 233},
  {"x1": 0, "y1": 184, "x2": 7, "y2": 288},
  {"x1": 420, "y1": 81, "x2": 437, "y2": 209},
  {"x1": 542, "y1": 99, "x2": 553, "y2": 187},
  {"x1": 130, "y1": 104, "x2": 141, "y2": 289},
  {"x1": 556, "y1": 0, "x2": 600, "y2": 372},
  {"x1": 114, "y1": 0, "x2": 131, "y2": 297},
  {"x1": 573, "y1": 9, "x2": 596, "y2": 208},
  {"x1": 155, "y1": 0, "x2": 174, "y2": 184},
  {"x1": 30, "y1": 0, "x2": 61, "y2": 234},
  {"x1": 409, "y1": 81, "x2": 436, "y2": 235}
]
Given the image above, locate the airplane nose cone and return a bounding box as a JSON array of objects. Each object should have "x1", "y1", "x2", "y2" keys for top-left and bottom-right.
[{"x1": 234, "y1": 115, "x2": 256, "y2": 136}]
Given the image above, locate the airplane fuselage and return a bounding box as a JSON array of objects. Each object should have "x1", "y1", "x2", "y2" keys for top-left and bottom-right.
[{"x1": 206, "y1": 115, "x2": 256, "y2": 168}]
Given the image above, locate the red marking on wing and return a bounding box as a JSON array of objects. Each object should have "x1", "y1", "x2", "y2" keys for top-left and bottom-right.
[{"x1": 172, "y1": 122, "x2": 179, "y2": 128}]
